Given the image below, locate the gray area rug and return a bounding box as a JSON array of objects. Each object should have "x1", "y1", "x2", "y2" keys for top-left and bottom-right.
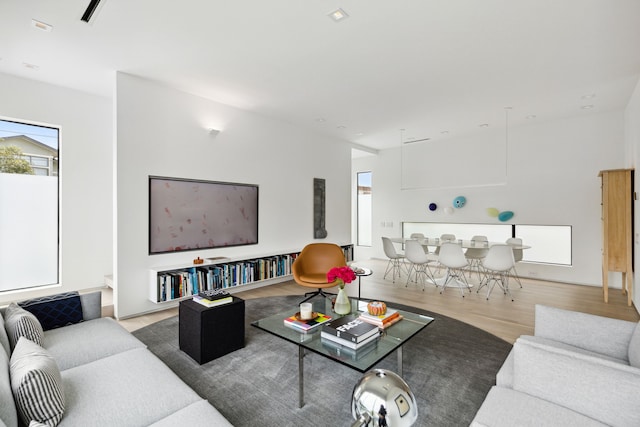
[{"x1": 132, "y1": 296, "x2": 511, "y2": 426}]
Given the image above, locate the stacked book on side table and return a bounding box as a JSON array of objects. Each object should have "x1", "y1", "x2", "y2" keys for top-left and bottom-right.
[
  {"x1": 192, "y1": 289, "x2": 233, "y2": 307},
  {"x1": 320, "y1": 314, "x2": 381, "y2": 350}
]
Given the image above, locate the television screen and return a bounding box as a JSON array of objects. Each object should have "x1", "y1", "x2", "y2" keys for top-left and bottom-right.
[{"x1": 149, "y1": 176, "x2": 258, "y2": 254}]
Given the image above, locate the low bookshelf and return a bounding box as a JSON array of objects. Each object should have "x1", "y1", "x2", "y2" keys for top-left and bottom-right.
[{"x1": 149, "y1": 244, "x2": 354, "y2": 304}]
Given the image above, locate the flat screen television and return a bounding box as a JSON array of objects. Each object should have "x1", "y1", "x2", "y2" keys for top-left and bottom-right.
[{"x1": 149, "y1": 176, "x2": 258, "y2": 255}]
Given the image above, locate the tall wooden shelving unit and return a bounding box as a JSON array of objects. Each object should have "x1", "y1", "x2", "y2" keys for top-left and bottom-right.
[{"x1": 599, "y1": 169, "x2": 634, "y2": 306}]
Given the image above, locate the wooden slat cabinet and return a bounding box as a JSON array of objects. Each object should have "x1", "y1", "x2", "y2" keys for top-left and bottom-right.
[{"x1": 599, "y1": 168, "x2": 634, "y2": 306}]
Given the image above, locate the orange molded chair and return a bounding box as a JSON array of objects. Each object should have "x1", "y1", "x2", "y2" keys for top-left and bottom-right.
[{"x1": 293, "y1": 243, "x2": 347, "y2": 303}]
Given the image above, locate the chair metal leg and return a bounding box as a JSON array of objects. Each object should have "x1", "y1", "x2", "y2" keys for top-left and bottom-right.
[{"x1": 299, "y1": 288, "x2": 335, "y2": 304}]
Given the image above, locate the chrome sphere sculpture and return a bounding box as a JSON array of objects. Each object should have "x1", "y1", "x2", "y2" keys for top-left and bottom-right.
[{"x1": 351, "y1": 369, "x2": 418, "y2": 427}]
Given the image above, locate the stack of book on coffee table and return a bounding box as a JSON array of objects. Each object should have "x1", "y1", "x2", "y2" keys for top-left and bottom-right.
[
  {"x1": 358, "y1": 307, "x2": 403, "y2": 329},
  {"x1": 320, "y1": 314, "x2": 380, "y2": 350}
]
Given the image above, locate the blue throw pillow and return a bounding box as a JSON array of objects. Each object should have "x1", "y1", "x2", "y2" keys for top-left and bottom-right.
[{"x1": 18, "y1": 292, "x2": 83, "y2": 331}]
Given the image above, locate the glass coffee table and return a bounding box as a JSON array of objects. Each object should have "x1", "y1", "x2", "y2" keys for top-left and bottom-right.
[{"x1": 251, "y1": 297, "x2": 434, "y2": 407}]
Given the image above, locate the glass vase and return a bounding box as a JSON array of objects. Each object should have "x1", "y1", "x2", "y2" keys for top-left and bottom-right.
[{"x1": 334, "y1": 287, "x2": 351, "y2": 315}]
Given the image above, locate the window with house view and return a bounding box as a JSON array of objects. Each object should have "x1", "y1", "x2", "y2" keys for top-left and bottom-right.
[
  {"x1": 357, "y1": 171, "x2": 372, "y2": 246},
  {"x1": 0, "y1": 118, "x2": 60, "y2": 291}
]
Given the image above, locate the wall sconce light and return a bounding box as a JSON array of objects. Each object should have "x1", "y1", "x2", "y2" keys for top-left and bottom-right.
[{"x1": 208, "y1": 128, "x2": 221, "y2": 137}]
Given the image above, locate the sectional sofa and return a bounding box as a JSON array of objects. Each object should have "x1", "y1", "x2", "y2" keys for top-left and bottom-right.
[
  {"x1": 1, "y1": 290, "x2": 233, "y2": 427},
  {"x1": 471, "y1": 304, "x2": 640, "y2": 426}
]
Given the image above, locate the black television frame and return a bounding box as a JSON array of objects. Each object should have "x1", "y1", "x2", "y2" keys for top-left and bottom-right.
[{"x1": 148, "y1": 176, "x2": 259, "y2": 255}]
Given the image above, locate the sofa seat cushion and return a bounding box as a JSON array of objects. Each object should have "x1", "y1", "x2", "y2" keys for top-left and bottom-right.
[
  {"x1": 149, "y1": 400, "x2": 233, "y2": 426},
  {"x1": 10, "y1": 338, "x2": 65, "y2": 427},
  {"x1": 496, "y1": 334, "x2": 628, "y2": 389},
  {"x1": 534, "y1": 305, "x2": 635, "y2": 362},
  {"x1": 43, "y1": 317, "x2": 145, "y2": 371},
  {"x1": 58, "y1": 347, "x2": 204, "y2": 427},
  {"x1": 471, "y1": 386, "x2": 606, "y2": 427},
  {"x1": 513, "y1": 338, "x2": 640, "y2": 426}
]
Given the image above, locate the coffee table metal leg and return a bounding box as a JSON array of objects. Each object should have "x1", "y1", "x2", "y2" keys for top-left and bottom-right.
[
  {"x1": 397, "y1": 346, "x2": 403, "y2": 377},
  {"x1": 298, "y1": 346, "x2": 305, "y2": 408}
]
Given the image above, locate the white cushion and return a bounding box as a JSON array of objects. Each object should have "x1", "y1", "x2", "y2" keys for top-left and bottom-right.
[
  {"x1": 4, "y1": 304, "x2": 44, "y2": 350},
  {"x1": 10, "y1": 337, "x2": 65, "y2": 426}
]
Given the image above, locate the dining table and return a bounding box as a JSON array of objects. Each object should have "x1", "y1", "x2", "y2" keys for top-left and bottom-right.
[{"x1": 390, "y1": 237, "x2": 531, "y2": 250}]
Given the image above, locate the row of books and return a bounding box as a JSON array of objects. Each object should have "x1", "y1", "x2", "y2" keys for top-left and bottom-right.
[{"x1": 156, "y1": 253, "x2": 299, "y2": 302}]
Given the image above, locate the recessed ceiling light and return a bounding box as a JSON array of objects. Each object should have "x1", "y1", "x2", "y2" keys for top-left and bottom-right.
[
  {"x1": 581, "y1": 104, "x2": 595, "y2": 110},
  {"x1": 355, "y1": 132, "x2": 364, "y2": 136},
  {"x1": 31, "y1": 19, "x2": 53, "y2": 32},
  {"x1": 22, "y1": 62, "x2": 40, "y2": 70},
  {"x1": 337, "y1": 125, "x2": 347, "y2": 130},
  {"x1": 441, "y1": 130, "x2": 449, "y2": 134},
  {"x1": 328, "y1": 8, "x2": 349, "y2": 22},
  {"x1": 525, "y1": 115, "x2": 537, "y2": 119},
  {"x1": 479, "y1": 123, "x2": 489, "y2": 128},
  {"x1": 315, "y1": 118, "x2": 326, "y2": 123},
  {"x1": 581, "y1": 94, "x2": 596, "y2": 99}
]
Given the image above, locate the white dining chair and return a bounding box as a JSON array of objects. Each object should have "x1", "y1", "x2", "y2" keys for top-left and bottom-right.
[
  {"x1": 506, "y1": 237, "x2": 524, "y2": 288},
  {"x1": 433, "y1": 233, "x2": 457, "y2": 271},
  {"x1": 409, "y1": 233, "x2": 425, "y2": 239},
  {"x1": 404, "y1": 239, "x2": 437, "y2": 290},
  {"x1": 464, "y1": 235, "x2": 489, "y2": 282},
  {"x1": 382, "y1": 237, "x2": 407, "y2": 283},
  {"x1": 478, "y1": 244, "x2": 516, "y2": 301},
  {"x1": 438, "y1": 242, "x2": 471, "y2": 297}
]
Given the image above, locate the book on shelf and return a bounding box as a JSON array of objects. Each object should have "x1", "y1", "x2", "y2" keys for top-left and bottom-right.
[
  {"x1": 359, "y1": 308, "x2": 403, "y2": 328},
  {"x1": 320, "y1": 329, "x2": 379, "y2": 350},
  {"x1": 321, "y1": 314, "x2": 380, "y2": 344},
  {"x1": 283, "y1": 312, "x2": 332, "y2": 332},
  {"x1": 192, "y1": 295, "x2": 233, "y2": 308}
]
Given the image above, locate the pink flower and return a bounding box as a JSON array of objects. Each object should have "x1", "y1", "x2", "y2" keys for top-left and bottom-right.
[{"x1": 327, "y1": 266, "x2": 356, "y2": 288}]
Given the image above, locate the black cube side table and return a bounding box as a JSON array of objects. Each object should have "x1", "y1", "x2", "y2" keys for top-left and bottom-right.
[{"x1": 179, "y1": 296, "x2": 245, "y2": 364}]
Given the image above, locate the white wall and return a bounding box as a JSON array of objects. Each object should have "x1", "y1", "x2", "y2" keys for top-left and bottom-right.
[
  {"x1": 353, "y1": 109, "x2": 626, "y2": 286},
  {"x1": 627, "y1": 78, "x2": 640, "y2": 308},
  {"x1": 0, "y1": 72, "x2": 113, "y2": 304},
  {"x1": 115, "y1": 73, "x2": 352, "y2": 318}
]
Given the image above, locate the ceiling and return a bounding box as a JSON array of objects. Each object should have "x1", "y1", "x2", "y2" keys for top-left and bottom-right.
[{"x1": 1, "y1": 0, "x2": 640, "y2": 153}]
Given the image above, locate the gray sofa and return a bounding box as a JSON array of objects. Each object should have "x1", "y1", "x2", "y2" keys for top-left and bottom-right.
[
  {"x1": 471, "y1": 304, "x2": 640, "y2": 426},
  {"x1": 0, "y1": 291, "x2": 233, "y2": 427}
]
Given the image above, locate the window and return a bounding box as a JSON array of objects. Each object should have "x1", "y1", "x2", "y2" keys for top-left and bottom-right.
[
  {"x1": 0, "y1": 118, "x2": 60, "y2": 292},
  {"x1": 402, "y1": 222, "x2": 573, "y2": 266},
  {"x1": 357, "y1": 172, "x2": 372, "y2": 246},
  {"x1": 514, "y1": 225, "x2": 572, "y2": 265}
]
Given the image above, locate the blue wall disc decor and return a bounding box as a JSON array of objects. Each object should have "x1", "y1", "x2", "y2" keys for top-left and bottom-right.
[
  {"x1": 498, "y1": 211, "x2": 514, "y2": 222},
  {"x1": 453, "y1": 196, "x2": 466, "y2": 208},
  {"x1": 428, "y1": 203, "x2": 437, "y2": 211}
]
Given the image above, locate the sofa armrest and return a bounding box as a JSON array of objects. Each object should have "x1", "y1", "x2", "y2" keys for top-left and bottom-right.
[
  {"x1": 512, "y1": 337, "x2": 640, "y2": 427},
  {"x1": 534, "y1": 304, "x2": 637, "y2": 361},
  {"x1": 79, "y1": 291, "x2": 102, "y2": 320}
]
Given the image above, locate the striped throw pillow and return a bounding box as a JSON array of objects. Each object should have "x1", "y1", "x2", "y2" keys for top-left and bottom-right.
[
  {"x1": 4, "y1": 303, "x2": 44, "y2": 350},
  {"x1": 10, "y1": 337, "x2": 65, "y2": 426}
]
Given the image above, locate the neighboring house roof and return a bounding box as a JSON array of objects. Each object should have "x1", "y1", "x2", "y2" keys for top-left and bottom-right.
[{"x1": 0, "y1": 135, "x2": 58, "y2": 157}]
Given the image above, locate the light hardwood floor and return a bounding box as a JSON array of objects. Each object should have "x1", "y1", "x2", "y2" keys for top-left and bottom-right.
[{"x1": 115, "y1": 258, "x2": 639, "y2": 344}]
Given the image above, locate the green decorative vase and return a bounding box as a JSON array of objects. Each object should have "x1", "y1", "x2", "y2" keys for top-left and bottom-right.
[{"x1": 334, "y1": 287, "x2": 351, "y2": 315}]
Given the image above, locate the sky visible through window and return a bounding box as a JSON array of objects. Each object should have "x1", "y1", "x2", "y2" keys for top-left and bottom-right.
[{"x1": 0, "y1": 119, "x2": 59, "y2": 149}]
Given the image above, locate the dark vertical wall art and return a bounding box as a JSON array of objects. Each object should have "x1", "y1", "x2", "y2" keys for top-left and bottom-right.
[{"x1": 313, "y1": 178, "x2": 327, "y2": 238}]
